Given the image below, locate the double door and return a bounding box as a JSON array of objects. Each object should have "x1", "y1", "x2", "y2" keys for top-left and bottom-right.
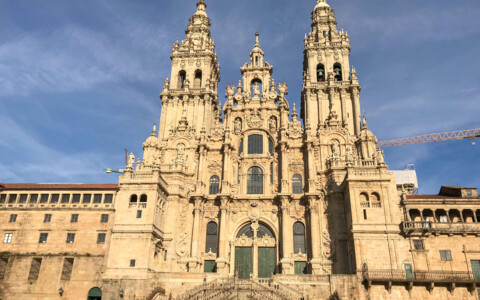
[{"x1": 235, "y1": 247, "x2": 275, "y2": 279}]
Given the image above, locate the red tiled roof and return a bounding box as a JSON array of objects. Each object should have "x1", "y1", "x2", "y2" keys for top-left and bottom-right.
[
  {"x1": 1, "y1": 183, "x2": 118, "y2": 191},
  {"x1": 406, "y1": 194, "x2": 480, "y2": 200}
]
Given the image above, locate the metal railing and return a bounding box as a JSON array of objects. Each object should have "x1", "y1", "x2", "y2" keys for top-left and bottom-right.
[
  {"x1": 401, "y1": 221, "x2": 480, "y2": 235},
  {"x1": 363, "y1": 267, "x2": 480, "y2": 284}
]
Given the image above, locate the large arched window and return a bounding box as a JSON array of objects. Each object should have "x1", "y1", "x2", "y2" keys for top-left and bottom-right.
[
  {"x1": 293, "y1": 222, "x2": 306, "y2": 254},
  {"x1": 178, "y1": 70, "x2": 186, "y2": 88},
  {"x1": 333, "y1": 63, "x2": 342, "y2": 81},
  {"x1": 317, "y1": 64, "x2": 325, "y2": 82},
  {"x1": 205, "y1": 221, "x2": 218, "y2": 253},
  {"x1": 194, "y1": 70, "x2": 202, "y2": 88},
  {"x1": 209, "y1": 176, "x2": 220, "y2": 195},
  {"x1": 247, "y1": 167, "x2": 263, "y2": 194},
  {"x1": 292, "y1": 174, "x2": 303, "y2": 194},
  {"x1": 248, "y1": 134, "x2": 263, "y2": 154}
]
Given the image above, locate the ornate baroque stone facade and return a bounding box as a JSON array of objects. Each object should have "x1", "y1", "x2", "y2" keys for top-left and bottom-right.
[{"x1": 1, "y1": 1, "x2": 480, "y2": 299}]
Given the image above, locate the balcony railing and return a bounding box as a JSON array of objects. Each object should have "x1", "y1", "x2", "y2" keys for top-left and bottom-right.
[
  {"x1": 363, "y1": 268, "x2": 480, "y2": 284},
  {"x1": 401, "y1": 221, "x2": 480, "y2": 236}
]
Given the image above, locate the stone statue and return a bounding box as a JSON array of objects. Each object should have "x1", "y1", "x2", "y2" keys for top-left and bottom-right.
[
  {"x1": 234, "y1": 118, "x2": 242, "y2": 133},
  {"x1": 127, "y1": 152, "x2": 135, "y2": 169},
  {"x1": 252, "y1": 83, "x2": 261, "y2": 97},
  {"x1": 331, "y1": 140, "x2": 340, "y2": 158},
  {"x1": 269, "y1": 117, "x2": 277, "y2": 132}
]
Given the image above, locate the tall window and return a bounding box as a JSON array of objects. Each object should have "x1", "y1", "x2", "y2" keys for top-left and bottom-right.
[
  {"x1": 209, "y1": 176, "x2": 220, "y2": 195},
  {"x1": 293, "y1": 222, "x2": 306, "y2": 254},
  {"x1": 270, "y1": 163, "x2": 274, "y2": 184},
  {"x1": 70, "y1": 214, "x2": 78, "y2": 223},
  {"x1": 248, "y1": 134, "x2": 263, "y2": 154},
  {"x1": 194, "y1": 70, "x2": 202, "y2": 88},
  {"x1": 334, "y1": 63, "x2": 342, "y2": 81},
  {"x1": 269, "y1": 138, "x2": 274, "y2": 155},
  {"x1": 247, "y1": 166, "x2": 263, "y2": 194},
  {"x1": 317, "y1": 64, "x2": 325, "y2": 81},
  {"x1": 60, "y1": 258, "x2": 74, "y2": 281},
  {"x1": 178, "y1": 70, "x2": 186, "y2": 88},
  {"x1": 9, "y1": 214, "x2": 17, "y2": 223},
  {"x1": 38, "y1": 233, "x2": 48, "y2": 244},
  {"x1": 205, "y1": 222, "x2": 218, "y2": 253},
  {"x1": 28, "y1": 258, "x2": 42, "y2": 280},
  {"x1": 66, "y1": 233, "x2": 75, "y2": 244},
  {"x1": 97, "y1": 233, "x2": 106, "y2": 244},
  {"x1": 43, "y1": 214, "x2": 52, "y2": 223},
  {"x1": 238, "y1": 139, "x2": 244, "y2": 156},
  {"x1": 292, "y1": 174, "x2": 303, "y2": 194},
  {"x1": 3, "y1": 233, "x2": 12, "y2": 244}
]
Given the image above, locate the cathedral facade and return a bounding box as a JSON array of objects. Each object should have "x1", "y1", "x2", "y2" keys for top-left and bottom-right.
[{"x1": 1, "y1": 1, "x2": 480, "y2": 299}]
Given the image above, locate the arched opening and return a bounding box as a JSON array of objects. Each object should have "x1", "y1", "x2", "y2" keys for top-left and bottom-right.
[
  {"x1": 293, "y1": 222, "x2": 306, "y2": 254},
  {"x1": 234, "y1": 222, "x2": 276, "y2": 279},
  {"x1": 209, "y1": 176, "x2": 220, "y2": 195},
  {"x1": 359, "y1": 192, "x2": 369, "y2": 208},
  {"x1": 292, "y1": 174, "x2": 303, "y2": 194},
  {"x1": 409, "y1": 209, "x2": 421, "y2": 222},
  {"x1": 129, "y1": 195, "x2": 138, "y2": 203},
  {"x1": 140, "y1": 194, "x2": 147, "y2": 203},
  {"x1": 449, "y1": 209, "x2": 462, "y2": 223},
  {"x1": 87, "y1": 287, "x2": 102, "y2": 300},
  {"x1": 317, "y1": 64, "x2": 325, "y2": 81},
  {"x1": 178, "y1": 70, "x2": 186, "y2": 89},
  {"x1": 251, "y1": 78, "x2": 263, "y2": 98},
  {"x1": 194, "y1": 70, "x2": 202, "y2": 88},
  {"x1": 247, "y1": 166, "x2": 263, "y2": 194},
  {"x1": 422, "y1": 209, "x2": 434, "y2": 228},
  {"x1": 435, "y1": 209, "x2": 448, "y2": 223},
  {"x1": 333, "y1": 63, "x2": 342, "y2": 81},
  {"x1": 370, "y1": 193, "x2": 380, "y2": 202},
  {"x1": 463, "y1": 209, "x2": 475, "y2": 223}
]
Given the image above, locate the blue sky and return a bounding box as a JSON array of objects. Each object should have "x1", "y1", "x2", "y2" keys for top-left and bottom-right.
[{"x1": 0, "y1": 0, "x2": 479, "y2": 194}]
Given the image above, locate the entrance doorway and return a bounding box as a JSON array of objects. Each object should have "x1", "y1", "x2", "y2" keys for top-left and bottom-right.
[
  {"x1": 87, "y1": 287, "x2": 102, "y2": 300},
  {"x1": 234, "y1": 222, "x2": 276, "y2": 279}
]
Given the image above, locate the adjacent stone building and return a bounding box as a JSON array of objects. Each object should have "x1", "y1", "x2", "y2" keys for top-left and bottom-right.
[{"x1": 1, "y1": 1, "x2": 479, "y2": 299}]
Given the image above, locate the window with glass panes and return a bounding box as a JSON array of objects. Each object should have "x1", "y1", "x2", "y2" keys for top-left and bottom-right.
[
  {"x1": 3, "y1": 233, "x2": 13, "y2": 243},
  {"x1": 9, "y1": 214, "x2": 17, "y2": 223},
  {"x1": 82, "y1": 194, "x2": 91, "y2": 203},
  {"x1": 61, "y1": 194, "x2": 70, "y2": 204},
  {"x1": 413, "y1": 240, "x2": 424, "y2": 250},
  {"x1": 29, "y1": 194, "x2": 38, "y2": 203},
  {"x1": 50, "y1": 194, "x2": 59, "y2": 204},
  {"x1": 104, "y1": 194, "x2": 113, "y2": 204},
  {"x1": 43, "y1": 214, "x2": 52, "y2": 223},
  {"x1": 440, "y1": 250, "x2": 452, "y2": 261},
  {"x1": 0, "y1": 194, "x2": 6, "y2": 204},
  {"x1": 66, "y1": 233, "x2": 75, "y2": 244},
  {"x1": 292, "y1": 174, "x2": 303, "y2": 194},
  {"x1": 40, "y1": 194, "x2": 49, "y2": 203},
  {"x1": 93, "y1": 194, "x2": 102, "y2": 203},
  {"x1": 72, "y1": 194, "x2": 81, "y2": 204},
  {"x1": 209, "y1": 176, "x2": 220, "y2": 195},
  {"x1": 248, "y1": 134, "x2": 263, "y2": 154},
  {"x1": 269, "y1": 138, "x2": 273, "y2": 155},
  {"x1": 70, "y1": 214, "x2": 78, "y2": 223},
  {"x1": 247, "y1": 166, "x2": 263, "y2": 194},
  {"x1": 100, "y1": 214, "x2": 109, "y2": 223},
  {"x1": 97, "y1": 233, "x2": 106, "y2": 244},
  {"x1": 38, "y1": 233, "x2": 48, "y2": 243},
  {"x1": 19, "y1": 194, "x2": 28, "y2": 203},
  {"x1": 8, "y1": 194, "x2": 17, "y2": 204}
]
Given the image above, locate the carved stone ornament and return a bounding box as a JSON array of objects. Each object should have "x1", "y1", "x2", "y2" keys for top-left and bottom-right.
[
  {"x1": 176, "y1": 232, "x2": 189, "y2": 257},
  {"x1": 289, "y1": 159, "x2": 304, "y2": 174},
  {"x1": 246, "y1": 109, "x2": 263, "y2": 128},
  {"x1": 287, "y1": 119, "x2": 303, "y2": 139},
  {"x1": 208, "y1": 161, "x2": 222, "y2": 173}
]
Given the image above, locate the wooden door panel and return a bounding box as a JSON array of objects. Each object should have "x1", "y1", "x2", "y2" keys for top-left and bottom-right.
[
  {"x1": 235, "y1": 247, "x2": 252, "y2": 279},
  {"x1": 258, "y1": 247, "x2": 276, "y2": 278}
]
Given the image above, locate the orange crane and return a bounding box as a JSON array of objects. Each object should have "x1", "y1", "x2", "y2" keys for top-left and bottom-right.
[{"x1": 378, "y1": 128, "x2": 480, "y2": 148}]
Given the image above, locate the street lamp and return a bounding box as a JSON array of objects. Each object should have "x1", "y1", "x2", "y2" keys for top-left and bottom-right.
[
  {"x1": 119, "y1": 289, "x2": 124, "y2": 298},
  {"x1": 58, "y1": 287, "x2": 64, "y2": 296}
]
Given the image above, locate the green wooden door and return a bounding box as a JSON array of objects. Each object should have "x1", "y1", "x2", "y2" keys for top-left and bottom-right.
[
  {"x1": 471, "y1": 260, "x2": 480, "y2": 280},
  {"x1": 235, "y1": 247, "x2": 252, "y2": 279},
  {"x1": 404, "y1": 263, "x2": 414, "y2": 280},
  {"x1": 294, "y1": 261, "x2": 307, "y2": 274},
  {"x1": 258, "y1": 247, "x2": 276, "y2": 278}
]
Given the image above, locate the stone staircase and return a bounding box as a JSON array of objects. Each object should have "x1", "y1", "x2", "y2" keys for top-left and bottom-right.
[{"x1": 175, "y1": 277, "x2": 304, "y2": 300}]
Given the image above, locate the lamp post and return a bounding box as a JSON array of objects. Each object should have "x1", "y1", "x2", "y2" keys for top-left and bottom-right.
[
  {"x1": 58, "y1": 287, "x2": 64, "y2": 296},
  {"x1": 119, "y1": 289, "x2": 124, "y2": 298}
]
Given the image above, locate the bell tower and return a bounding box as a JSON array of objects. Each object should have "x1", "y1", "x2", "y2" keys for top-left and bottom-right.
[
  {"x1": 301, "y1": 0, "x2": 361, "y2": 136},
  {"x1": 158, "y1": 0, "x2": 221, "y2": 140}
]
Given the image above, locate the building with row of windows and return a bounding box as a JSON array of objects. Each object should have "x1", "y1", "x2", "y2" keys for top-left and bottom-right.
[{"x1": 1, "y1": 0, "x2": 479, "y2": 299}]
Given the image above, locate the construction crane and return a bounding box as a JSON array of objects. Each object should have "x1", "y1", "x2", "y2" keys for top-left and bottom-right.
[{"x1": 378, "y1": 128, "x2": 480, "y2": 148}]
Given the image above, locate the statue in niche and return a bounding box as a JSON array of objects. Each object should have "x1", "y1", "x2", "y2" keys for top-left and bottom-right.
[
  {"x1": 234, "y1": 118, "x2": 242, "y2": 133},
  {"x1": 345, "y1": 146, "x2": 353, "y2": 162},
  {"x1": 269, "y1": 117, "x2": 277, "y2": 132},
  {"x1": 172, "y1": 143, "x2": 187, "y2": 166},
  {"x1": 331, "y1": 140, "x2": 340, "y2": 159},
  {"x1": 252, "y1": 82, "x2": 261, "y2": 97}
]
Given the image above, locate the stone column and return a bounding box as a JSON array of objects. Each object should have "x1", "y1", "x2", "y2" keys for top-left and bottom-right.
[
  {"x1": 216, "y1": 197, "x2": 230, "y2": 274},
  {"x1": 189, "y1": 197, "x2": 202, "y2": 271},
  {"x1": 280, "y1": 143, "x2": 289, "y2": 193},
  {"x1": 280, "y1": 197, "x2": 294, "y2": 274},
  {"x1": 252, "y1": 221, "x2": 259, "y2": 278},
  {"x1": 308, "y1": 196, "x2": 323, "y2": 274}
]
